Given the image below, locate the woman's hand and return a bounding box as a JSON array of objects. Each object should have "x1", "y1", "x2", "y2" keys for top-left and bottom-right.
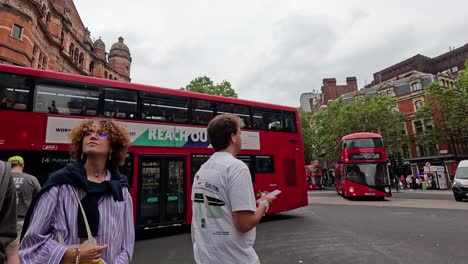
[{"x1": 79, "y1": 239, "x2": 108, "y2": 262}]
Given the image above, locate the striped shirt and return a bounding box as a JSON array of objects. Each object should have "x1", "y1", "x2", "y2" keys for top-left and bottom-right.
[{"x1": 19, "y1": 174, "x2": 134, "y2": 264}]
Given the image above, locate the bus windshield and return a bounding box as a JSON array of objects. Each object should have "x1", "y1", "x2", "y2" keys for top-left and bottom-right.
[
  {"x1": 308, "y1": 176, "x2": 323, "y2": 185},
  {"x1": 342, "y1": 138, "x2": 383, "y2": 149},
  {"x1": 344, "y1": 163, "x2": 388, "y2": 186}
]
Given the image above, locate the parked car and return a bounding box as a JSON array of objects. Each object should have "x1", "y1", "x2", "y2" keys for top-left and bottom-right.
[{"x1": 452, "y1": 160, "x2": 468, "y2": 201}]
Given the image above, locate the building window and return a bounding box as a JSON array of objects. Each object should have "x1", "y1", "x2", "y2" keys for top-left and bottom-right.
[
  {"x1": 425, "y1": 120, "x2": 433, "y2": 130},
  {"x1": 411, "y1": 82, "x2": 422, "y2": 91},
  {"x1": 417, "y1": 145, "x2": 426, "y2": 157},
  {"x1": 104, "y1": 71, "x2": 108, "y2": 79},
  {"x1": 451, "y1": 66, "x2": 458, "y2": 73},
  {"x1": 69, "y1": 43, "x2": 74, "y2": 57},
  {"x1": 414, "y1": 100, "x2": 424, "y2": 110},
  {"x1": 78, "y1": 52, "x2": 84, "y2": 66},
  {"x1": 11, "y1": 24, "x2": 22, "y2": 39},
  {"x1": 400, "y1": 123, "x2": 406, "y2": 135},
  {"x1": 89, "y1": 61, "x2": 95, "y2": 74},
  {"x1": 74, "y1": 48, "x2": 79, "y2": 62},
  {"x1": 414, "y1": 120, "x2": 423, "y2": 134},
  {"x1": 60, "y1": 30, "x2": 65, "y2": 45},
  {"x1": 402, "y1": 145, "x2": 410, "y2": 158},
  {"x1": 386, "y1": 90, "x2": 394, "y2": 96}
]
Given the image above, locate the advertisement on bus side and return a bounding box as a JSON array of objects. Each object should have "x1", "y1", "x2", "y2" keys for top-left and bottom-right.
[{"x1": 45, "y1": 116, "x2": 260, "y2": 150}]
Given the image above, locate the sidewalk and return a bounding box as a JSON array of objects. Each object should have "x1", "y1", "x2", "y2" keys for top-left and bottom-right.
[{"x1": 394, "y1": 189, "x2": 452, "y2": 194}]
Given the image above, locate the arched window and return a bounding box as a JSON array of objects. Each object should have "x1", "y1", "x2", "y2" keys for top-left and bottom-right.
[
  {"x1": 78, "y1": 52, "x2": 84, "y2": 66},
  {"x1": 89, "y1": 61, "x2": 95, "y2": 74},
  {"x1": 104, "y1": 71, "x2": 108, "y2": 79},
  {"x1": 69, "y1": 43, "x2": 74, "y2": 57},
  {"x1": 114, "y1": 77, "x2": 117, "y2": 80},
  {"x1": 414, "y1": 100, "x2": 423, "y2": 110},
  {"x1": 109, "y1": 74, "x2": 113, "y2": 80},
  {"x1": 74, "y1": 48, "x2": 79, "y2": 62},
  {"x1": 46, "y1": 11, "x2": 51, "y2": 23},
  {"x1": 60, "y1": 30, "x2": 65, "y2": 45}
]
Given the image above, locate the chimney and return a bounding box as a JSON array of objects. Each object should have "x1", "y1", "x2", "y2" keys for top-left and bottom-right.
[
  {"x1": 323, "y1": 78, "x2": 337, "y2": 85},
  {"x1": 346, "y1": 76, "x2": 358, "y2": 91}
]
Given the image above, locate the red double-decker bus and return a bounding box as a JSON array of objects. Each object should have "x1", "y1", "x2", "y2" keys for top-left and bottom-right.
[
  {"x1": 334, "y1": 132, "x2": 391, "y2": 200},
  {"x1": 0, "y1": 64, "x2": 308, "y2": 231},
  {"x1": 305, "y1": 164, "x2": 324, "y2": 190}
]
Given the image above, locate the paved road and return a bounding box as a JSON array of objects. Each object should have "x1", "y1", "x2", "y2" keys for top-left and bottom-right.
[{"x1": 134, "y1": 190, "x2": 468, "y2": 264}]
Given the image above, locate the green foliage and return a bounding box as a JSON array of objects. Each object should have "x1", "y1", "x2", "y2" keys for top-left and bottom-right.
[
  {"x1": 457, "y1": 60, "x2": 468, "y2": 92},
  {"x1": 181, "y1": 76, "x2": 238, "y2": 98},
  {"x1": 417, "y1": 62, "x2": 468, "y2": 153},
  {"x1": 309, "y1": 95, "x2": 408, "y2": 165},
  {"x1": 298, "y1": 108, "x2": 314, "y2": 164}
]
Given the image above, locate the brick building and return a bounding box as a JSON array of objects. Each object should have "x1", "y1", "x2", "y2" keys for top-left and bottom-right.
[
  {"x1": 321, "y1": 77, "x2": 358, "y2": 105},
  {"x1": 369, "y1": 43, "x2": 468, "y2": 86},
  {"x1": 345, "y1": 70, "x2": 468, "y2": 181},
  {"x1": 0, "y1": 0, "x2": 131, "y2": 81}
]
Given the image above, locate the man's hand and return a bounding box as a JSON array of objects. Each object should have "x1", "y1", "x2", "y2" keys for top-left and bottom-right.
[{"x1": 258, "y1": 192, "x2": 276, "y2": 205}]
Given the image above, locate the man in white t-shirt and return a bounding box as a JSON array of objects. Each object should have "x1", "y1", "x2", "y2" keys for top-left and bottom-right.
[{"x1": 191, "y1": 114, "x2": 276, "y2": 264}]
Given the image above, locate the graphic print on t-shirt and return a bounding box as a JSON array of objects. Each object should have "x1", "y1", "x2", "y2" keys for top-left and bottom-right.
[{"x1": 193, "y1": 192, "x2": 225, "y2": 219}]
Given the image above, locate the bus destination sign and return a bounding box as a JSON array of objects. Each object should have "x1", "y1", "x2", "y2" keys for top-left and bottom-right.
[{"x1": 348, "y1": 152, "x2": 381, "y2": 160}]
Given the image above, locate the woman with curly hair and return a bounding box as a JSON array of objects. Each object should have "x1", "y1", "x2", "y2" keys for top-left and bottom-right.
[{"x1": 19, "y1": 119, "x2": 134, "y2": 263}]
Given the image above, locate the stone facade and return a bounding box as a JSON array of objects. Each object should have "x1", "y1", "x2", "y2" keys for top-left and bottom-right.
[{"x1": 0, "y1": 0, "x2": 131, "y2": 82}]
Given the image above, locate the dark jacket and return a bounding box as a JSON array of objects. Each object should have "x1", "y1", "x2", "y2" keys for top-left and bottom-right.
[{"x1": 0, "y1": 161, "x2": 17, "y2": 264}]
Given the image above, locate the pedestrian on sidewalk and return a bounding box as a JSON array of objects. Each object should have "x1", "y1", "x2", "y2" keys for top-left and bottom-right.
[
  {"x1": 5, "y1": 156, "x2": 41, "y2": 264},
  {"x1": 20, "y1": 119, "x2": 134, "y2": 264},
  {"x1": 394, "y1": 175, "x2": 400, "y2": 192},
  {"x1": 0, "y1": 161, "x2": 17, "y2": 264},
  {"x1": 400, "y1": 175, "x2": 406, "y2": 190},
  {"x1": 191, "y1": 114, "x2": 276, "y2": 264}
]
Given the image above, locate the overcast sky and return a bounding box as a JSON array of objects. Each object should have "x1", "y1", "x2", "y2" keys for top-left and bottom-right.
[{"x1": 74, "y1": 0, "x2": 467, "y2": 107}]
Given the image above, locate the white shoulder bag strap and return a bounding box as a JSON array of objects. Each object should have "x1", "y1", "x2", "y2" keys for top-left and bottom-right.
[{"x1": 70, "y1": 187, "x2": 96, "y2": 244}]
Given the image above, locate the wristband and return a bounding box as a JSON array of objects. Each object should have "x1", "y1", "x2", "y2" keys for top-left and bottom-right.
[
  {"x1": 75, "y1": 248, "x2": 80, "y2": 264},
  {"x1": 258, "y1": 199, "x2": 269, "y2": 213}
]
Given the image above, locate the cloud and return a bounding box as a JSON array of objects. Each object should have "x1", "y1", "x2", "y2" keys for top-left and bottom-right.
[
  {"x1": 238, "y1": 13, "x2": 337, "y2": 106},
  {"x1": 73, "y1": 0, "x2": 468, "y2": 108}
]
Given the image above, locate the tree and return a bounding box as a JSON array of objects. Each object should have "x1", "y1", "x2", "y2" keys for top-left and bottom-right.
[
  {"x1": 181, "y1": 76, "x2": 238, "y2": 98},
  {"x1": 298, "y1": 108, "x2": 314, "y2": 164},
  {"x1": 309, "y1": 95, "x2": 408, "y2": 165},
  {"x1": 417, "y1": 62, "x2": 468, "y2": 156}
]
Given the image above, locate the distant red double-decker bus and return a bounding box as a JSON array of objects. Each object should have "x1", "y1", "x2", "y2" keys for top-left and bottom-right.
[
  {"x1": 0, "y1": 64, "x2": 308, "y2": 231},
  {"x1": 305, "y1": 164, "x2": 324, "y2": 190},
  {"x1": 334, "y1": 132, "x2": 391, "y2": 200}
]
